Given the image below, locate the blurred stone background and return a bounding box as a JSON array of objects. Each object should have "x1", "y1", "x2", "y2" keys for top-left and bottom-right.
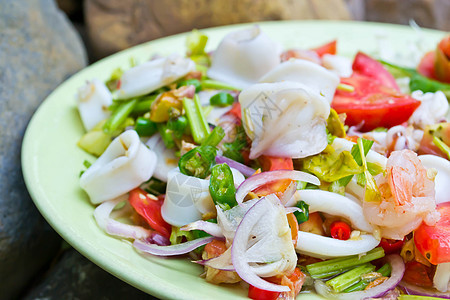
[{"x1": 0, "y1": 0, "x2": 448, "y2": 299}]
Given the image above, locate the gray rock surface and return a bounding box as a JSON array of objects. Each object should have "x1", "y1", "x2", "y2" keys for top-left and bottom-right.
[
  {"x1": 0, "y1": 1, "x2": 87, "y2": 299},
  {"x1": 23, "y1": 249, "x2": 153, "y2": 300}
]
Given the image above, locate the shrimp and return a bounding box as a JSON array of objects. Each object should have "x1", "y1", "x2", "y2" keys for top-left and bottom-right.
[{"x1": 363, "y1": 149, "x2": 440, "y2": 240}]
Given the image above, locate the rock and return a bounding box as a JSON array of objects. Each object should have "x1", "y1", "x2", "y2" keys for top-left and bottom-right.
[
  {"x1": 347, "y1": 0, "x2": 450, "y2": 31},
  {"x1": 23, "y1": 249, "x2": 153, "y2": 300},
  {"x1": 85, "y1": 0, "x2": 351, "y2": 59},
  {"x1": 0, "y1": 1, "x2": 86, "y2": 299}
]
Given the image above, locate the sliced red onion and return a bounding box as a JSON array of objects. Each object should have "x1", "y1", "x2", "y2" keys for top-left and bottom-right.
[
  {"x1": 400, "y1": 281, "x2": 450, "y2": 299},
  {"x1": 181, "y1": 220, "x2": 225, "y2": 238},
  {"x1": 231, "y1": 196, "x2": 292, "y2": 293},
  {"x1": 133, "y1": 236, "x2": 215, "y2": 256},
  {"x1": 314, "y1": 254, "x2": 405, "y2": 300},
  {"x1": 148, "y1": 232, "x2": 170, "y2": 246},
  {"x1": 94, "y1": 197, "x2": 152, "y2": 240},
  {"x1": 279, "y1": 181, "x2": 297, "y2": 206},
  {"x1": 215, "y1": 155, "x2": 256, "y2": 177},
  {"x1": 235, "y1": 170, "x2": 320, "y2": 204}
]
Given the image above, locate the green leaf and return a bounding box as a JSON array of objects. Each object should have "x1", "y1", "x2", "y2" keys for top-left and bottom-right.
[{"x1": 303, "y1": 146, "x2": 363, "y2": 182}]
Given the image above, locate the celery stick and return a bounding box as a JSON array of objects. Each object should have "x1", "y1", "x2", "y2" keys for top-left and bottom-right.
[
  {"x1": 399, "y1": 296, "x2": 446, "y2": 300},
  {"x1": 343, "y1": 262, "x2": 391, "y2": 292},
  {"x1": 132, "y1": 95, "x2": 157, "y2": 114},
  {"x1": 103, "y1": 99, "x2": 137, "y2": 133},
  {"x1": 194, "y1": 94, "x2": 211, "y2": 137},
  {"x1": 306, "y1": 247, "x2": 385, "y2": 278},
  {"x1": 183, "y1": 95, "x2": 210, "y2": 144},
  {"x1": 433, "y1": 136, "x2": 450, "y2": 159},
  {"x1": 201, "y1": 79, "x2": 241, "y2": 91},
  {"x1": 326, "y1": 263, "x2": 376, "y2": 292},
  {"x1": 202, "y1": 126, "x2": 225, "y2": 147}
]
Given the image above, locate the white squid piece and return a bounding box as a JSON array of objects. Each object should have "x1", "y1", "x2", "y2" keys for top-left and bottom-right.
[
  {"x1": 419, "y1": 155, "x2": 450, "y2": 205},
  {"x1": 161, "y1": 167, "x2": 246, "y2": 227},
  {"x1": 207, "y1": 26, "x2": 281, "y2": 89},
  {"x1": 80, "y1": 130, "x2": 157, "y2": 204},
  {"x1": 116, "y1": 55, "x2": 195, "y2": 99},
  {"x1": 296, "y1": 232, "x2": 380, "y2": 259},
  {"x1": 288, "y1": 189, "x2": 374, "y2": 233},
  {"x1": 409, "y1": 90, "x2": 449, "y2": 129},
  {"x1": 239, "y1": 81, "x2": 330, "y2": 159},
  {"x1": 259, "y1": 59, "x2": 340, "y2": 103},
  {"x1": 161, "y1": 168, "x2": 213, "y2": 227},
  {"x1": 321, "y1": 54, "x2": 353, "y2": 78},
  {"x1": 77, "y1": 79, "x2": 112, "y2": 131},
  {"x1": 145, "y1": 134, "x2": 178, "y2": 182}
]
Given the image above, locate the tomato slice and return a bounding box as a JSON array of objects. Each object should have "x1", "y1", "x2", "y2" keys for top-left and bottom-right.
[
  {"x1": 352, "y1": 52, "x2": 399, "y2": 90},
  {"x1": 248, "y1": 285, "x2": 280, "y2": 300},
  {"x1": 258, "y1": 155, "x2": 294, "y2": 172},
  {"x1": 311, "y1": 40, "x2": 337, "y2": 57},
  {"x1": 253, "y1": 156, "x2": 294, "y2": 197},
  {"x1": 414, "y1": 202, "x2": 450, "y2": 264},
  {"x1": 418, "y1": 51, "x2": 437, "y2": 80},
  {"x1": 128, "y1": 188, "x2": 172, "y2": 238},
  {"x1": 227, "y1": 101, "x2": 242, "y2": 120},
  {"x1": 402, "y1": 261, "x2": 434, "y2": 288},
  {"x1": 332, "y1": 74, "x2": 420, "y2": 131}
]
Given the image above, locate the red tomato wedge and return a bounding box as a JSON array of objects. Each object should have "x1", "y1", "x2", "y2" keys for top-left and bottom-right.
[
  {"x1": 253, "y1": 155, "x2": 294, "y2": 197},
  {"x1": 434, "y1": 36, "x2": 450, "y2": 83},
  {"x1": 248, "y1": 285, "x2": 280, "y2": 300},
  {"x1": 414, "y1": 202, "x2": 450, "y2": 265},
  {"x1": 418, "y1": 51, "x2": 437, "y2": 80},
  {"x1": 311, "y1": 40, "x2": 337, "y2": 57},
  {"x1": 128, "y1": 188, "x2": 172, "y2": 238},
  {"x1": 332, "y1": 74, "x2": 420, "y2": 131},
  {"x1": 352, "y1": 52, "x2": 399, "y2": 90}
]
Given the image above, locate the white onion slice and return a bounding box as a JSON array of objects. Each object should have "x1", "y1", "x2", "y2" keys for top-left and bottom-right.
[
  {"x1": 80, "y1": 130, "x2": 156, "y2": 204},
  {"x1": 77, "y1": 79, "x2": 112, "y2": 131},
  {"x1": 133, "y1": 236, "x2": 215, "y2": 256},
  {"x1": 94, "y1": 196, "x2": 151, "y2": 240},
  {"x1": 116, "y1": 55, "x2": 195, "y2": 99},
  {"x1": 259, "y1": 59, "x2": 339, "y2": 103},
  {"x1": 315, "y1": 255, "x2": 405, "y2": 300},
  {"x1": 231, "y1": 195, "x2": 295, "y2": 293},
  {"x1": 419, "y1": 155, "x2": 450, "y2": 204},
  {"x1": 296, "y1": 232, "x2": 379, "y2": 259},
  {"x1": 181, "y1": 220, "x2": 224, "y2": 238},
  {"x1": 288, "y1": 189, "x2": 373, "y2": 233},
  {"x1": 235, "y1": 170, "x2": 320, "y2": 204}
]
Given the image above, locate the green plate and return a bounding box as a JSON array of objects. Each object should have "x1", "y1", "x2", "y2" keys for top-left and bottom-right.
[{"x1": 22, "y1": 21, "x2": 445, "y2": 299}]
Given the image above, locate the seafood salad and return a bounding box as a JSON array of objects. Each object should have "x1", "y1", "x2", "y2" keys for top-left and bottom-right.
[{"x1": 76, "y1": 26, "x2": 450, "y2": 299}]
